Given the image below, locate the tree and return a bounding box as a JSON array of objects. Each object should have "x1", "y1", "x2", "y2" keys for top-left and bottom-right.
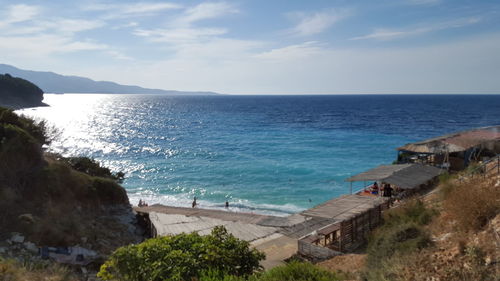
[{"x1": 98, "y1": 226, "x2": 265, "y2": 281}]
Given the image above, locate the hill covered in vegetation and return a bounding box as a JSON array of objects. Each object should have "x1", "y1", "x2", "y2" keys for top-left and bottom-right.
[
  {"x1": 0, "y1": 107, "x2": 139, "y2": 252},
  {"x1": 0, "y1": 74, "x2": 46, "y2": 109}
]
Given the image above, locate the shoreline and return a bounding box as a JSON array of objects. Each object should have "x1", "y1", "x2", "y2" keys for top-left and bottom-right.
[{"x1": 129, "y1": 195, "x2": 302, "y2": 217}]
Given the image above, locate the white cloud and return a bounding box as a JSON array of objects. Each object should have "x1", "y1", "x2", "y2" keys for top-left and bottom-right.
[
  {"x1": 255, "y1": 41, "x2": 323, "y2": 60},
  {"x1": 79, "y1": 32, "x2": 500, "y2": 94},
  {"x1": 134, "y1": 2, "x2": 238, "y2": 45},
  {"x1": 288, "y1": 9, "x2": 348, "y2": 37},
  {"x1": 0, "y1": 4, "x2": 113, "y2": 61},
  {"x1": 0, "y1": 35, "x2": 107, "y2": 57},
  {"x1": 406, "y1": 0, "x2": 442, "y2": 6},
  {"x1": 351, "y1": 17, "x2": 482, "y2": 40},
  {"x1": 106, "y1": 50, "x2": 134, "y2": 60},
  {"x1": 3, "y1": 1, "x2": 498, "y2": 95},
  {"x1": 351, "y1": 28, "x2": 418, "y2": 40},
  {"x1": 172, "y1": 38, "x2": 265, "y2": 60},
  {"x1": 50, "y1": 19, "x2": 105, "y2": 34},
  {"x1": 134, "y1": 27, "x2": 227, "y2": 43},
  {"x1": 84, "y1": 2, "x2": 182, "y2": 18},
  {"x1": 5, "y1": 4, "x2": 40, "y2": 23},
  {"x1": 2, "y1": 18, "x2": 104, "y2": 36},
  {"x1": 121, "y1": 2, "x2": 181, "y2": 14},
  {"x1": 180, "y1": 2, "x2": 238, "y2": 25},
  {"x1": 0, "y1": 4, "x2": 40, "y2": 28},
  {"x1": 112, "y1": 21, "x2": 139, "y2": 30}
]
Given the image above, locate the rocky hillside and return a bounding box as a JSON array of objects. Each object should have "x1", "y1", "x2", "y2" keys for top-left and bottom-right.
[{"x1": 0, "y1": 74, "x2": 46, "y2": 109}]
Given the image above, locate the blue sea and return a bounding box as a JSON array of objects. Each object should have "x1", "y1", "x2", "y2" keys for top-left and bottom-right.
[{"x1": 17, "y1": 94, "x2": 500, "y2": 216}]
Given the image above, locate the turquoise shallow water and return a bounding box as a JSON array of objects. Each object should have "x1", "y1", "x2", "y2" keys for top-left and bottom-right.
[{"x1": 17, "y1": 94, "x2": 500, "y2": 215}]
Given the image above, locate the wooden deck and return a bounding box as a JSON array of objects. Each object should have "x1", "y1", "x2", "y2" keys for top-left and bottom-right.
[{"x1": 298, "y1": 194, "x2": 389, "y2": 256}]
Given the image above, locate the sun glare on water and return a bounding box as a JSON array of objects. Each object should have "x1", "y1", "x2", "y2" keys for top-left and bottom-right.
[{"x1": 18, "y1": 94, "x2": 122, "y2": 156}]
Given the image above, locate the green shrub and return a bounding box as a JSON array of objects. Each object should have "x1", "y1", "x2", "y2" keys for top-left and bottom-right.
[
  {"x1": 255, "y1": 261, "x2": 342, "y2": 281},
  {"x1": 199, "y1": 270, "x2": 246, "y2": 281},
  {"x1": 0, "y1": 124, "x2": 43, "y2": 187},
  {"x1": 383, "y1": 199, "x2": 436, "y2": 228},
  {"x1": 199, "y1": 262, "x2": 344, "y2": 281},
  {"x1": 62, "y1": 156, "x2": 125, "y2": 182},
  {"x1": 90, "y1": 177, "x2": 129, "y2": 205},
  {"x1": 364, "y1": 200, "x2": 434, "y2": 280},
  {"x1": 0, "y1": 107, "x2": 52, "y2": 145},
  {"x1": 366, "y1": 222, "x2": 431, "y2": 270},
  {"x1": 0, "y1": 107, "x2": 53, "y2": 188},
  {"x1": 98, "y1": 226, "x2": 265, "y2": 281},
  {"x1": 438, "y1": 172, "x2": 452, "y2": 184}
]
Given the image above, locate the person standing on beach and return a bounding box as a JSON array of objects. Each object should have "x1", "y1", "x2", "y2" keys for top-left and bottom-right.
[
  {"x1": 192, "y1": 197, "x2": 197, "y2": 208},
  {"x1": 225, "y1": 201, "x2": 229, "y2": 208}
]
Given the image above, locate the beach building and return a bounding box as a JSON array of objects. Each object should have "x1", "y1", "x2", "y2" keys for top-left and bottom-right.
[
  {"x1": 294, "y1": 164, "x2": 442, "y2": 261},
  {"x1": 296, "y1": 195, "x2": 389, "y2": 260},
  {"x1": 396, "y1": 125, "x2": 500, "y2": 170},
  {"x1": 345, "y1": 163, "x2": 443, "y2": 197}
]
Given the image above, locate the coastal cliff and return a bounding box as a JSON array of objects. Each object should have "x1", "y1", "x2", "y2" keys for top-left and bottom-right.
[{"x1": 0, "y1": 73, "x2": 47, "y2": 109}]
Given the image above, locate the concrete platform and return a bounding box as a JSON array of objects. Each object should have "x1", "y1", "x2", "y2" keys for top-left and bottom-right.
[
  {"x1": 252, "y1": 234, "x2": 298, "y2": 270},
  {"x1": 148, "y1": 212, "x2": 278, "y2": 242}
]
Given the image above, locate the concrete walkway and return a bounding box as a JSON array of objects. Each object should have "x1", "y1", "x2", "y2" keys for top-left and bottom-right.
[{"x1": 252, "y1": 234, "x2": 298, "y2": 269}]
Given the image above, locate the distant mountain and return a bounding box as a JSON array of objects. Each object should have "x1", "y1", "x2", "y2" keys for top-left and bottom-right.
[
  {"x1": 0, "y1": 73, "x2": 46, "y2": 108},
  {"x1": 0, "y1": 64, "x2": 218, "y2": 95}
]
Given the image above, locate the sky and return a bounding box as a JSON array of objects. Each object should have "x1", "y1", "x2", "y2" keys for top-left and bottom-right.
[{"x1": 1, "y1": 0, "x2": 499, "y2": 94}]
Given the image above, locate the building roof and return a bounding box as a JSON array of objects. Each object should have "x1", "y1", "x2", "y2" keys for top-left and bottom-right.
[
  {"x1": 397, "y1": 125, "x2": 500, "y2": 153},
  {"x1": 301, "y1": 194, "x2": 388, "y2": 221},
  {"x1": 346, "y1": 164, "x2": 412, "y2": 182},
  {"x1": 345, "y1": 164, "x2": 442, "y2": 189}
]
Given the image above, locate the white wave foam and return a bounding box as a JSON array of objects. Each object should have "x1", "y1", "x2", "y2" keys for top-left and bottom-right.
[{"x1": 128, "y1": 192, "x2": 305, "y2": 217}]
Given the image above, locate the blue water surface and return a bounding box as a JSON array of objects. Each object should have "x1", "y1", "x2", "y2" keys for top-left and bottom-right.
[{"x1": 17, "y1": 94, "x2": 500, "y2": 215}]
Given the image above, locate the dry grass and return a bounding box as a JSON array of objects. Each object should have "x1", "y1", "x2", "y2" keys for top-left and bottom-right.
[
  {"x1": 360, "y1": 170, "x2": 500, "y2": 281},
  {"x1": 443, "y1": 176, "x2": 500, "y2": 231},
  {"x1": 317, "y1": 253, "x2": 365, "y2": 278},
  {"x1": 0, "y1": 258, "x2": 80, "y2": 281}
]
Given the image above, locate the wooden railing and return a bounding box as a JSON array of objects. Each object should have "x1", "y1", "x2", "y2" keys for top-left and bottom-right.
[{"x1": 462, "y1": 154, "x2": 500, "y2": 181}]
